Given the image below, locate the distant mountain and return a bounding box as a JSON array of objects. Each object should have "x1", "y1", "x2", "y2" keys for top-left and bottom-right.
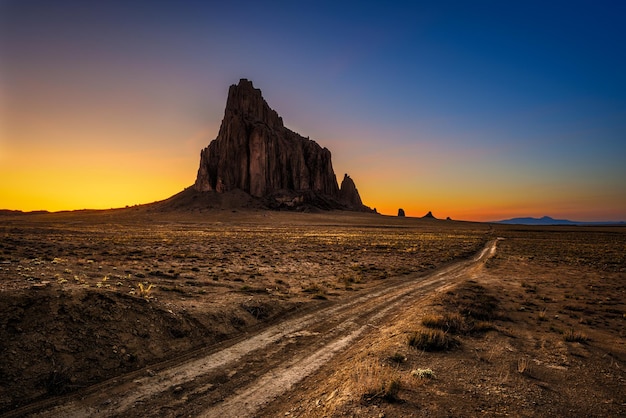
[
  {"x1": 0, "y1": 209, "x2": 49, "y2": 216},
  {"x1": 495, "y1": 216, "x2": 625, "y2": 226}
]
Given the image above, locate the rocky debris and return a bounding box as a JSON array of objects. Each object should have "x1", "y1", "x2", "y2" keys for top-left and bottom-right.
[
  {"x1": 193, "y1": 79, "x2": 369, "y2": 211},
  {"x1": 397, "y1": 208, "x2": 405, "y2": 217}
]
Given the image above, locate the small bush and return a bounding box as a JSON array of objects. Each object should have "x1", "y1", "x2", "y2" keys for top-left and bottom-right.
[
  {"x1": 411, "y1": 368, "x2": 435, "y2": 379},
  {"x1": 388, "y1": 352, "x2": 406, "y2": 364},
  {"x1": 241, "y1": 302, "x2": 270, "y2": 320},
  {"x1": 380, "y1": 378, "x2": 401, "y2": 401},
  {"x1": 517, "y1": 357, "x2": 531, "y2": 375},
  {"x1": 422, "y1": 312, "x2": 493, "y2": 336},
  {"x1": 469, "y1": 320, "x2": 494, "y2": 333},
  {"x1": 302, "y1": 284, "x2": 322, "y2": 293},
  {"x1": 138, "y1": 282, "x2": 154, "y2": 298},
  {"x1": 44, "y1": 367, "x2": 72, "y2": 395},
  {"x1": 422, "y1": 313, "x2": 466, "y2": 333},
  {"x1": 564, "y1": 329, "x2": 589, "y2": 343},
  {"x1": 355, "y1": 360, "x2": 403, "y2": 403},
  {"x1": 538, "y1": 308, "x2": 548, "y2": 321},
  {"x1": 408, "y1": 329, "x2": 458, "y2": 351}
]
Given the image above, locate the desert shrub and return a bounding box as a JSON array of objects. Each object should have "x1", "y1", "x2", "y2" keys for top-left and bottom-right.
[
  {"x1": 441, "y1": 281, "x2": 499, "y2": 321},
  {"x1": 517, "y1": 357, "x2": 531, "y2": 375},
  {"x1": 538, "y1": 308, "x2": 548, "y2": 321},
  {"x1": 44, "y1": 367, "x2": 72, "y2": 395},
  {"x1": 302, "y1": 284, "x2": 322, "y2": 293},
  {"x1": 239, "y1": 285, "x2": 268, "y2": 294},
  {"x1": 564, "y1": 329, "x2": 589, "y2": 343},
  {"x1": 422, "y1": 312, "x2": 493, "y2": 335},
  {"x1": 521, "y1": 281, "x2": 537, "y2": 293},
  {"x1": 160, "y1": 285, "x2": 186, "y2": 294},
  {"x1": 411, "y1": 368, "x2": 435, "y2": 379},
  {"x1": 355, "y1": 360, "x2": 403, "y2": 403},
  {"x1": 408, "y1": 329, "x2": 458, "y2": 351},
  {"x1": 241, "y1": 302, "x2": 270, "y2": 320},
  {"x1": 469, "y1": 320, "x2": 494, "y2": 333},
  {"x1": 168, "y1": 327, "x2": 188, "y2": 338},
  {"x1": 422, "y1": 313, "x2": 466, "y2": 333},
  {"x1": 137, "y1": 282, "x2": 154, "y2": 298},
  {"x1": 380, "y1": 378, "x2": 402, "y2": 401},
  {"x1": 387, "y1": 352, "x2": 406, "y2": 364}
]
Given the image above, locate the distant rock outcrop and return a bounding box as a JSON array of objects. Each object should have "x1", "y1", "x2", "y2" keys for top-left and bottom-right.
[
  {"x1": 339, "y1": 174, "x2": 363, "y2": 208},
  {"x1": 422, "y1": 211, "x2": 436, "y2": 219},
  {"x1": 397, "y1": 208, "x2": 405, "y2": 217},
  {"x1": 194, "y1": 79, "x2": 370, "y2": 211}
]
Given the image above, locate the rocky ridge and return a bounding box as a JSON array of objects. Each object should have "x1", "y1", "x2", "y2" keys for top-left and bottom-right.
[{"x1": 194, "y1": 79, "x2": 370, "y2": 211}]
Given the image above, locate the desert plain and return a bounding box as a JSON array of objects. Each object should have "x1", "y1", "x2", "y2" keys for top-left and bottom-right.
[{"x1": 0, "y1": 208, "x2": 624, "y2": 417}]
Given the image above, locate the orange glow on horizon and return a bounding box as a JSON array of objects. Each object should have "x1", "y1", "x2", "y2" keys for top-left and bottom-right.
[
  {"x1": 0, "y1": 148, "x2": 197, "y2": 212},
  {"x1": 2, "y1": 171, "x2": 623, "y2": 223},
  {"x1": 2, "y1": 119, "x2": 624, "y2": 222}
]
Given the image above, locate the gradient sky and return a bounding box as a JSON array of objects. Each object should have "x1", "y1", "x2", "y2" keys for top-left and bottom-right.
[{"x1": 1, "y1": 0, "x2": 625, "y2": 221}]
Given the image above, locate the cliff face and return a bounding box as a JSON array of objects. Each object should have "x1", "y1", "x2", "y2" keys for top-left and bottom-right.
[{"x1": 194, "y1": 79, "x2": 368, "y2": 211}]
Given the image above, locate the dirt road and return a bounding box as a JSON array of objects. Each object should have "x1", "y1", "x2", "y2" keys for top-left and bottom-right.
[{"x1": 10, "y1": 240, "x2": 498, "y2": 418}]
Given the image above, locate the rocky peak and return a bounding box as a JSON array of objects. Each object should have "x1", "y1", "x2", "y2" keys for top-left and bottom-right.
[
  {"x1": 222, "y1": 79, "x2": 283, "y2": 130},
  {"x1": 194, "y1": 79, "x2": 370, "y2": 212}
]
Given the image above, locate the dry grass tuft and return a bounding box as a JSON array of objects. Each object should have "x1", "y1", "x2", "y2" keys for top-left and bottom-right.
[
  {"x1": 137, "y1": 282, "x2": 154, "y2": 298},
  {"x1": 422, "y1": 312, "x2": 466, "y2": 333},
  {"x1": 408, "y1": 329, "x2": 458, "y2": 351},
  {"x1": 354, "y1": 360, "x2": 404, "y2": 402},
  {"x1": 387, "y1": 352, "x2": 407, "y2": 364},
  {"x1": 538, "y1": 308, "x2": 548, "y2": 321},
  {"x1": 564, "y1": 329, "x2": 589, "y2": 343},
  {"x1": 517, "y1": 357, "x2": 531, "y2": 375}
]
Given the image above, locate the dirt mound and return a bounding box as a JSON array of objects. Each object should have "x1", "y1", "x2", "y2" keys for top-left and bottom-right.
[
  {"x1": 0, "y1": 286, "x2": 288, "y2": 412},
  {"x1": 147, "y1": 187, "x2": 263, "y2": 212}
]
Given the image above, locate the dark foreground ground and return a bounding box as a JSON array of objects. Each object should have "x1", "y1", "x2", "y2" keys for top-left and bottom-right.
[{"x1": 0, "y1": 209, "x2": 624, "y2": 416}]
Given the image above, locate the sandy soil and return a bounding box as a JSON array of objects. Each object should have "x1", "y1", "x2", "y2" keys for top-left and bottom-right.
[{"x1": 1, "y1": 210, "x2": 624, "y2": 417}]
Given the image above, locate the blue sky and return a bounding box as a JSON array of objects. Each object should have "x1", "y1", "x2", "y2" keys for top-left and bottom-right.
[{"x1": 1, "y1": 0, "x2": 625, "y2": 220}]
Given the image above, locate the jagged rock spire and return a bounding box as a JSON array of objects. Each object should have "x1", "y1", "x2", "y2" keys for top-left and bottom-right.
[
  {"x1": 194, "y1": 79, "x2": 368, "y2": 211},
  {"x1": 339, "y1": 174, "x2": 363, "y2": 208}
]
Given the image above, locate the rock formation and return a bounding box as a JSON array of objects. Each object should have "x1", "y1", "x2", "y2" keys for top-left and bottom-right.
[
  {"x1": 194, "y1": 79, "x2": 369, "y2": 211},
  {"x1": 339, "y1": 174, "x2": 363, "y2": 208},
  {"x1": 397, "y1": 208, "x2": 405, "y2": 217}
]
